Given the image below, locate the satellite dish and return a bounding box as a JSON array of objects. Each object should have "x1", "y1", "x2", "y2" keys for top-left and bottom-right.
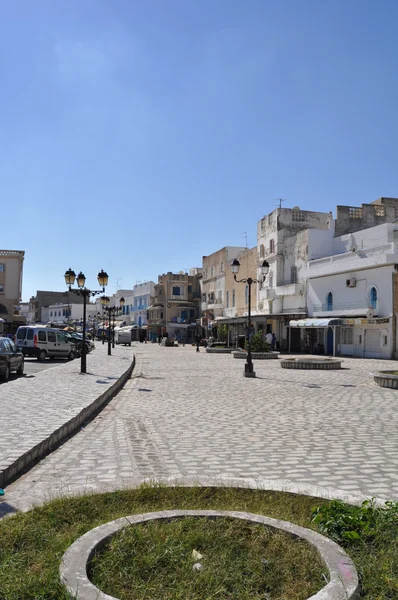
[
  {"x1": 177, "y1": 317, "x2": 181, "y2": 323},
  {"x1": 366, "y1": 309, "x2": 374, "y2": 318}
]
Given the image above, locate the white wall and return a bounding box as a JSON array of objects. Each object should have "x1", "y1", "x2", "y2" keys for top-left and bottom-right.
[{"x1": 308, "y1": 265, "x2": 393, "y2": 317}]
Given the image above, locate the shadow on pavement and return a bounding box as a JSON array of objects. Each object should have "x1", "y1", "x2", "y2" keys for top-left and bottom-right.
[{"x1": 0, "y1": 501, "x2": 18, "y2": 519}]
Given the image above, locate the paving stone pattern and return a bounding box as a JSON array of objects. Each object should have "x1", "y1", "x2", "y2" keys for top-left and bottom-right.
[
  {"x1": 0, "y1": 345, "x2": 133, "y2": 488},
  {"x1": 4, "y1": 345, "x2": 398, "y2": 511}
]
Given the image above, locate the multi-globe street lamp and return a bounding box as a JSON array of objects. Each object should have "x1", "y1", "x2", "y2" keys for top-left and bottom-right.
[
  {"x1": 64, "y1": 268, "x2": 109, "y2": 374},
  {"x1": 230, "y1": 258, "x2": 269, "y2": 378},
  {"x1": 101, "y1": 296, "x2": 125, "y2": 356}
]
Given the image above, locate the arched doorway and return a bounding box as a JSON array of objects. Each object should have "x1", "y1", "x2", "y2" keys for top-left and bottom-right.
[
  {"x1": 0, "y1": 304, "x2": 7, "y2": 315},
  {"x1": 327, "y1": 327, "x2": 334, "y2": 354}
]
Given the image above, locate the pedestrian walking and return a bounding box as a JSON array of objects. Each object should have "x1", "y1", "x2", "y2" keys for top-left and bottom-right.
[
  {"x1": 195, "y1": 333, "x2": 201, "y2": 352},
  {"x1": 266, "y1": 331, "x2": 273, "y2": 346},
  {"x1": 271, "y1": 333, "x2": 277, "y2": 350},
  {"x1": 158, "y1": 333, "x2": 162, "y2": 345}
]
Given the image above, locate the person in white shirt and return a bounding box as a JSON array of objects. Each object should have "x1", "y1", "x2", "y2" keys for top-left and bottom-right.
[{"x1": 266, "y1": 331, "x2": 273, "y2": 345}]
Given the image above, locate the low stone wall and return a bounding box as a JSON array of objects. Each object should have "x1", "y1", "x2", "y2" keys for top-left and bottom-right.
[
  {"x1": 60, "y1": 509, "x2": 360, "y2": 600},
  {"x1": 205, "y1": 348, "x2": 232, "y2": 354},
  {"x1": 281, "y1": 359, "x2": 342, "y2": 370},
  {"x1": 233, "y1": 352, "x2": 279, "y2": 360},
  {"x1": 374, "y1": 372, "x2": 398, "y2": 389}
]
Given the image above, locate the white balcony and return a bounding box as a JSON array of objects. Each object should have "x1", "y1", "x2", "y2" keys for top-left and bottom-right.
[{"x1": 275, "y1": 282, "x2": 304, "y2": 296}]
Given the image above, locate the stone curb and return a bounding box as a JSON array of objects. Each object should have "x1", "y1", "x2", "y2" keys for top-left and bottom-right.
[
  {"x1": 281, "y1": 359, "x2": 342, "y2": 370},
  {"x1": 233, "y1": 351, "x2": 279, "y2": 359},
  {"x1": 374, "y1": 372, "x2": 398, "y2": 389},
  {"x1": 0, "y1": 356, "x2": 135, "y2": 488},
  {"x1": 60, "y1": 509, "x2": 360, "y2": 600}
]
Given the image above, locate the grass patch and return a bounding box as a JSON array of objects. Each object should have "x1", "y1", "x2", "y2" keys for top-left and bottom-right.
[
  {"x1": 89, "y1": 516, "x2": 324, "y2": 600},
  {"x1": 0, "y1": 485, "x2": 396, "y2": 598}
]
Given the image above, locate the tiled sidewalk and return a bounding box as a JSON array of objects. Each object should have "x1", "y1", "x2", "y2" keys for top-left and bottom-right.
[
  {"x1": 3, "y1": 345, "x2": 398, "y2": 514},
  {"x1": 0, "y1": 344, "x2": 134, "y2": 488}
]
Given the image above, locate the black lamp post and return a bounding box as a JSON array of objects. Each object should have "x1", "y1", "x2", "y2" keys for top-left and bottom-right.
[
  {"x1": 230, "y1": 258, "x2": 269, "y2": 378},
  {"x1": 64, "y1": 268, "x2": 109, "y2": 374},
  {"x1": 101, "y1": 297, "x2": 125, "y2": 356}
]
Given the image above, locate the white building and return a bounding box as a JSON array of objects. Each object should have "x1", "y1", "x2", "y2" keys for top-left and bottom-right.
[
  {"x1": 293, "y1": 222, "x2": 398, "y2": 359},
  {"x1": 256, "y1": 207, "x2": 332, "y2": 349},
  {"x1": 41, "y1": 302, "x2": 99, "y2": 324}
]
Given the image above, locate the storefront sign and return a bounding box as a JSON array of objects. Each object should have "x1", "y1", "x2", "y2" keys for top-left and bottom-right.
[{"x1": 346, "y1": 317, "x2": 390, "y2": 326}]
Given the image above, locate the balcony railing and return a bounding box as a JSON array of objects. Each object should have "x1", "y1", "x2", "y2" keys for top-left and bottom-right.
[
  {"x1": 277, "y1": 278, "x2": 297, "y2": 286},
  {"x1": 313, "y1": 301, "x2": 377, "y2": 312}
]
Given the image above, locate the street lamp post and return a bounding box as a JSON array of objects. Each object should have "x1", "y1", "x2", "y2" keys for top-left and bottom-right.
[
  {"x1": 64, "y1": 268, "x2": 109, "y2": 374},
  {"x1": 101, "y1": 297, "x2": 125, "y2": 356},
  {"x1": 230, "y1": 258, "x2": 269, "y2": 378}
]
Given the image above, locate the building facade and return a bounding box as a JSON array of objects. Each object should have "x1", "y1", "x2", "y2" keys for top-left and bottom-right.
[
  {"x1": 293, "y1": 221, "x2": 398, "y2": 359},
  {"x1": 147, "y1": 270, "x2": 201, "y2": 342},
  {"x1": 256, "y1": 207, "x2": 332, "y2": 349},
  {"x1": 121, "y1": 281, "x2": 155, "y2": 327},
  {"x1": 201, "y1": 246, "x2": 246, "y2": 335},
  {"x1": 42, "y1": 302, "x2": 99, "y2": 325},
  {"x1": 31, "y1": 290, "x2": 84, "y2": 323},
  {"x1": 0, "y1": 249, "x2": 25, "y2": 332}
]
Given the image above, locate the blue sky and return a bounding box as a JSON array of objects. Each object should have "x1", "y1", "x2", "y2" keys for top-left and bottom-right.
[{"x1": 1, "y1": 1, "x2": 398, "y2": 301}]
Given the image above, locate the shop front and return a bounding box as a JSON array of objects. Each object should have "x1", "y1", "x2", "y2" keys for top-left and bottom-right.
[
  {"x1": 288, "y1": 318, "x2": 342, "y2": 356},
  {"x1": 289, "y1": 317, "x2": 393, "y2": 359}
]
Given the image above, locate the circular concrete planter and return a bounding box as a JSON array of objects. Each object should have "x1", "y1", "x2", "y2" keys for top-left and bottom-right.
[
  {"x1": 281, "y1": 358, "x2": 342, "y2": 370},
  {"x1": 374, "y1": 371, "x2": 398, "y2": 389},
  {"x1": 205, "y1": 347, "x2": 232, "y2": 354},
  {"x1": 60, "y1": 509, "x2": 360, "y2": 600},
  {"x1": 233, "y1": 351, "x2": 279, "y2": 359}
]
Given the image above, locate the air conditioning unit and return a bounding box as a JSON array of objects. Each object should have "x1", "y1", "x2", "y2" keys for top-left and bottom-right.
[{"x1": 346, "y1": 278, "x2": 356, "y2": 288}]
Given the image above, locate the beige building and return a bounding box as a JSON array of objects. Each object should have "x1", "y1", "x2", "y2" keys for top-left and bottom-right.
[
  {"x1": 147, "y1": 270, "x2": 201, "y2": 342},
  {"x1": 201, "y1": 246, "x2": 246, "y2": 333},
  {"x1": 0, "y1": 249, "x2": 25, "y2": 332},
  {"x1": 215, "y1": 246, "x2": 259, "y2": 343}
]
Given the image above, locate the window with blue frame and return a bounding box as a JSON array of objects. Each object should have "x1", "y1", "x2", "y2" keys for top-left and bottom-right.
[
  {"x1": 172, "y1": 286, "x2": 181, "y2": 295},
  {"x1": 370, "y1": 287, "x2": 377, "y2": 309},
  {"x1": 190, "y1": 309, "x2": 195, "y2": 318},
  {"x1": 181, "y1": 310, "x2": 188, "y2": 319},
  {"x1": 188, "y1": 285, "x2": 192, "y2": 293}
]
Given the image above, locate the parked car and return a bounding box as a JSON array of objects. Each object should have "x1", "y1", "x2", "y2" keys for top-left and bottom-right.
[
  {"x1": 62, "y1": 332, "x2": 95, "y2": 355},
  {"x1": 115, "y1": 328, "x2": 132, "y2": 346},
  {"x1": 15, "y1": 326, "x2": 76, "y2": 361},
  {"x1": 0, "y1": 337, "x2": 24, "y2": 380}
]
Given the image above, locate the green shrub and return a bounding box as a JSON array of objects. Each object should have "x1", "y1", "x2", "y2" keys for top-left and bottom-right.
[
  {"x1": 311, "y1": 499, "x2": 398, "y2": 546},
  {"x1": 245, "y1": 332, "x2": 270, "y2": 353},
  {"x1": 218, "y1": 324, "x2": 228, "y2": 342}
]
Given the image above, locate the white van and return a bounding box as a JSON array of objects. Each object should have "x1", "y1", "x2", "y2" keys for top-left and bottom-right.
[
  {"x1": 115, "y1": 328, "x2": 132, "y2": 346},
  {"x1": 16, "y1": 326, "x2": 76, "y2": 361}
]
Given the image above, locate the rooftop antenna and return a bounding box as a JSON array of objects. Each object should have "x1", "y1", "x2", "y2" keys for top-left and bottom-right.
[
  {"x1": 115, "y1": 277, "x2": 122, "y2": 291},
  {"x1": 241, "y1": 232, "x2": 248, "y2": 249},
  {"x1": 274, "y1": 198, "x2": 286, "y2": 209}
]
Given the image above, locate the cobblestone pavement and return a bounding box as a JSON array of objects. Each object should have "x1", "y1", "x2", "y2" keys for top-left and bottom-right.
[
  {"x1": 0, "y1": 344, "x2": 133, "y2": 490},
  {"x1": 4, "y1": 345, "x2": 398, "y2": 511}
]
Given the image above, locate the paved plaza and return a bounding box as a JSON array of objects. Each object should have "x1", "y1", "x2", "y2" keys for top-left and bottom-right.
[{"x1": 4, "y1": 344, "x2": 398, "y2": 512}]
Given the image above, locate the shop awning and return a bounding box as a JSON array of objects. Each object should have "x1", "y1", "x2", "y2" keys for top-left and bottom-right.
[{"x1": 289, "y1": 318, "x2": 343, "y2": 328}]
